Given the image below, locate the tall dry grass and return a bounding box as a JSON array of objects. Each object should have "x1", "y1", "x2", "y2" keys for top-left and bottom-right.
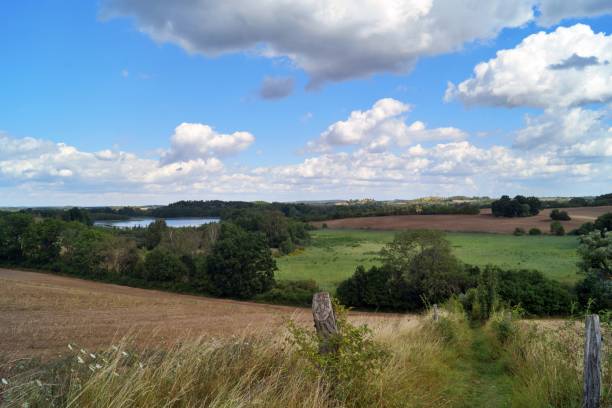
[{"x1": 486, "y1": 313, "x2": 611, "y2": 408}]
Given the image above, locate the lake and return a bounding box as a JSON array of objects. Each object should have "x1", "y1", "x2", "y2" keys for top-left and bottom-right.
[{"x1": 94, "y1": 218, "x2": 220, "y2": 228}]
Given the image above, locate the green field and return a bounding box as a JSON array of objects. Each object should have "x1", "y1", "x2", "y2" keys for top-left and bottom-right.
[{"x1": 276, "y1": 230, "x2": 581, "y2": 292}]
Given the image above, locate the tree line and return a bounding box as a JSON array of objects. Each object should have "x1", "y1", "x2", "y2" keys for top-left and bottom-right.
[
  {"x1": 0, "y1": 209, "x2": 316, "y2": 303},
  {"x1": 337, "y1": 219, "x2": 611, "y2": 316}
]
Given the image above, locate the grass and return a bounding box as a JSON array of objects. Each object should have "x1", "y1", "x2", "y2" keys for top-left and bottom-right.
[
  {"x1": 277, "y1": 230, "x2": 581, "y2": 292},
  {"x1": 3, "y1": 304, "x2": 607, "y2": 407}
]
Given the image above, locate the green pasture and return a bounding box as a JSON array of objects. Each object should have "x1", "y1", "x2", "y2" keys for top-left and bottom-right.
[{"x1": 276, "y1": 229, "x2": 581, "y2": 292}]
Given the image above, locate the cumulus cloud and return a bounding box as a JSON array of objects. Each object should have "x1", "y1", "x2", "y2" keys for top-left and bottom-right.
[
  {"x1": 307, "y1": 98, "x2": 465, "y2": 152},
  {"x1": 161, "y1": 122, "x2": 254, "y2": 164},
  {"x1": 258, "y1": 76, "x2": 295, "y2": 100},
  {"x1": 101, "y1": 0, "x2": 540, "y2": 87},
  {"x1": 446, "y1": 24, "x2": 612, "y2": 109}
]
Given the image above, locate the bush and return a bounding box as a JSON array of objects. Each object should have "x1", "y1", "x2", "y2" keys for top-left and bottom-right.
[
  {"x1": 528, "y1": 227, "x2": 541, "y2": 235},
  {"x1": 550, "y1": 209, "x2": 571, "y2": 221},
  {"x1": 255, "y1": 280, "x2": 320, "y2": 306},
  {"x1": 594, "y1": 212, "x2": 612, "y2": 232},
  {"x1": 287, "y1": 300, "x2": 389, "y2": 402},
  {"x1": 550, "y1": 221, "x2": 565, "y2": 236},
  {"x1": 513, "y1": 227, "x2": 526, "y2": 236}
]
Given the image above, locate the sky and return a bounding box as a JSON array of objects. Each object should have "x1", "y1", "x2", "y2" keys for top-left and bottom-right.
[{"x1": 1, "y1": 0, "x2": 611, "y2": 206}]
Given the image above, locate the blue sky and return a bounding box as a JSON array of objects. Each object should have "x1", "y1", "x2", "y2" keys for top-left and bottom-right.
[{"x1": 1, "y1": 1, "x2": 611, "y2": 205}]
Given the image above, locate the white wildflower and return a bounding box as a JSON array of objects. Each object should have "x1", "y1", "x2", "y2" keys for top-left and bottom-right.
[
  {"x1": 68, "y1": 344, "x2": 74, "y2": 351},
  {"x1": 89, "y1": 353, "x2": 96, "y2": 359},
  {"x1": 111, "y1": 345, "x2": 118, "y2": 351},
  {"x1": 80, "y1": 349, "x2": 87, "y2": 355},
  {"x1": 95, "y1": 364, "x2": 102, "y2": 369},
  {"x1": 89, "y1": 365, "x2": 95, "y2": 372},
  {"x1": 139, "y1": 362, "x2": 144, "y2": 369},
  {"x1": 36, "y1": 380, "x2": 42, "y2": 387},
  {"x1": 1, "y1": 378, "x2": 8, "y2": 385},
  {"x1": 77, "y1": 356, "x2": 85, "y2": 364},
  {"x1": 122, "y1": 351, "x2": 129, "y2": 357}
]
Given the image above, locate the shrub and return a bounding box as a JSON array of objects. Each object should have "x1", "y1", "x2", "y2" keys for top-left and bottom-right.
[
  {"x1": 572, "y1": 221, "x2": 594, "y2": 235},
  {"x1": 513, "y1": 227, "x2": 526, "y2": 236},
  {"x1": 594, "y1": 212, "x2": 612, "y2": 232},
  {"x1": 550, "y1": 209, "x2": 571, "y2": 221},
  {"x1": 528, "y1": 227, "x2": 541, "y2": 235},
  {"x1": 287, "y1": 300, "x2": 389, "y2": 402},
  {"x1": 255, "y1": 279, "x2": 320, "y2": 306},
  {"x1": 550, "y1": 221, "x2": 565, "y2": 236}
]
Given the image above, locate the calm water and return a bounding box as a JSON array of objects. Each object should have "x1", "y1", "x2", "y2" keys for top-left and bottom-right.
[{"x1": 94, "y1": 218, "x2": 219, "y2": 228}]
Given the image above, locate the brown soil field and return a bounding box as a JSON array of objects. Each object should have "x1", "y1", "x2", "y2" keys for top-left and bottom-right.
[
  {"x1": 0, "y1": 269, "x2": 409, "y2": 360},
  {"x1": 314, "y1": 206, "x2": 612, "y2": 234}
]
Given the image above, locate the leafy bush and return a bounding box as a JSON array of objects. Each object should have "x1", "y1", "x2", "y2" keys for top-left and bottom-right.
[
  {"x1": 594, "y1": 212, "x2": 612, "y2": 232},
  {"x1": 550, "y1": 221, "x2": 565, "y2": 236},
  {"x1": 550, "y1": 209, "x2": 571, "y2": 221},
  {"x1": 255, "y1": 279, "x2": 320, "y2": 306},
  {"x1": 513, "y1": 227, "x2": 526, "y2": 236},
  {"x1": 528, "y1": 227, "x2": 542, "y2": 235},
  {"x1": 287, "y1": 300, "x2": 389, "y2": 402}
]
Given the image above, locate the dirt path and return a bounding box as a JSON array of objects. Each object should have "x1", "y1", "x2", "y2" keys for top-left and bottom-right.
[{"x1": 0, "y1": 268, "x2": 406, "y2": 360}]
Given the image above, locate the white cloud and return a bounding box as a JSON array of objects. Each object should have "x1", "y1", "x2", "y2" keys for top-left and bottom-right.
[
  {"x1": 307, "y1": 98, "x2": 465, "y2": 152},
  {"x1": 161, "y1": 122, "x2": 254, "y2": 164},
  {"x1": 258, "y1": 76, "x2": 295, "y2": 100},
  {"x1": 514, "y1": 106, "x2": 612, "y2": 153},
  {"x1": 101, "y1": 0, "x2": 541, "y2": 87},
  {"x1": 446, "y1": 24, "x2": 612, "y2": 108}
]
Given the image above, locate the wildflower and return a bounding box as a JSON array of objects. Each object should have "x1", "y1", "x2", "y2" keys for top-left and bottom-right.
[
  {"x1": 68, "y1": 344, "x2": 74, "y2": 351},
  {"x1": 1, "y1": 378, "x2": 8, "y2": 385},
  {"x1": 139, "y1": 362, "x2": 144, "y2": 369},
  {"x1": 111, "y1": 345, "x2": 118, "y2": 351},
  {"x1": 95, "y1": 364, "x2": 102, "y2": 369},
  {"x1": 77, "y1": 356, "x2": 85, "y2": 364},
  {"x1": 36, "y1": 380, "x2": 42, "y2": 387},
  {"x1": 89, "y1": 365, "x2": 95, "y2": 372},
  {"x1": 80, "y1": 349, "x2": 87, "y2": 355},
  {"x1": 90, "y1": 353, "x2": 96, "y2": 359},
  {"x1": 122, "y1": 351, "x2": 129, "y2": 357}
]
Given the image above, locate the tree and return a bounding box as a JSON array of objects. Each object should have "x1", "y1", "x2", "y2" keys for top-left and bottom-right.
[
  {"x1": 206, "y1": 223, "x2": 276, "y2": 298},
  {"x1": 21, "y1": 218, "x2": 64, "y2": 267},
  {"x1": 550, "y1": 209, "x2": 571, "y2": 221},
  {"x1": 0, "y1": 213, "x2": 33, "y2": 261},
  {"x1": 144, "y1": 219, "x2": 167, "y2": 250},
  {"x1": 62, "y1": 207, "x2": 93, "y2": 225},
  {"x1": 60, "y1": 222, "x2": 108, "y2": 277},
  {"x1": 144, "y1": 247, "x2": 188, "y2": 283},
  {"x1": 594, "y1": 212, "x2": 612, "y2": 232},
  {"x1": 491, "y1": 195, "x2": 541, "y2": 217},
  {"x1": 550, "y1": 221, "x2": 565, "y2": 236},
  {"x1": 575, "y1": 230, "x2": 612, "y2": 311}
]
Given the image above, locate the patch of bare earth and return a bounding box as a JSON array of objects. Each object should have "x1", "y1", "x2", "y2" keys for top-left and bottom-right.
[
  {"x1": 314, "y1": 206, "x2": 612, "y2": 234},
  {"x1": 0, "y1": 269, "x2": 409, "y2": 359}
]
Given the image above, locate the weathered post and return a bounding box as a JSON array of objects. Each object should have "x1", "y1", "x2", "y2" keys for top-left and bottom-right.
[
  {"x1": 433, "y1": 304, "x2": 439, "y2": 321},
  {"x1": 312, "y1": 292, "x2": 338, "y2": 354},
  {"x1": 583, "y1": 314, "x2": 602, "y2": 408}
]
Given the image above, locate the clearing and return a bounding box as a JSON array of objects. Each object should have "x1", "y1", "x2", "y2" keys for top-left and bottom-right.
[
  {"x1": 277, "y1": 230, "x2": 581, "y2": 292},
  {"x1": 313, "y1": 206, "x2": 611, "y2": 234}
]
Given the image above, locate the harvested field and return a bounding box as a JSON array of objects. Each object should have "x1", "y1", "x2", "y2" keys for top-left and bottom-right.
[
  {"x1": 314, "y1": 206, "x2": 612, "y2": 234},
  {"x1": 0, "y1": 269, "x2": 409, "y2": 359}
]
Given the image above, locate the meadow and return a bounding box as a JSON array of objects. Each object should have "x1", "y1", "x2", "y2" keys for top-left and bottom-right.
[{"x1": 276, "y1": 230, "x2": 581, "y2": 292}]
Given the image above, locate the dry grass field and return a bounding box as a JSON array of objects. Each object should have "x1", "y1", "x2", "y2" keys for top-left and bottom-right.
[
  {"x1": 0, "y1": 268, "x2": 410, "y2": 359},
  {"x1": 314, "y1": 206, "x2": 612, "y2": 234}
]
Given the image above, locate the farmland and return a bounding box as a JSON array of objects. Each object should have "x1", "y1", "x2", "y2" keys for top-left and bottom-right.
[
  {"x1": 276, "y1": 230, "x2": 581, "y2": 292},
  {"x1": 313, "y1": 205, "x2": 612, "y2": 234}
]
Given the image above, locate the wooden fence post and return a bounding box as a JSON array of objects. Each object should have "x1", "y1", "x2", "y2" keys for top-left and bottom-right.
[
  {"x1": 433, "y1": 304, "x2": 439, "y2": 321},
  {"x1": 583, "y1": 314, "x2": 602, "y2": 408},
  {"x1": 312, "y1": 292, "x2": 338, "y2": 354}
]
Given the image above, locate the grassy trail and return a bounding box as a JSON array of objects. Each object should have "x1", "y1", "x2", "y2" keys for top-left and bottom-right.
[{"x1": 454, "y1": 327, "x2": 514, "y2": 407}]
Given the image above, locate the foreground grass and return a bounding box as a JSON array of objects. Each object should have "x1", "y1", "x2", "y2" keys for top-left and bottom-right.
[
  {"x1": 276, "y1": 230, "x2": 580, "y2": 292},
  {"x1": 2, "y1": 306, "x2": 607, "y2": 408}
]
